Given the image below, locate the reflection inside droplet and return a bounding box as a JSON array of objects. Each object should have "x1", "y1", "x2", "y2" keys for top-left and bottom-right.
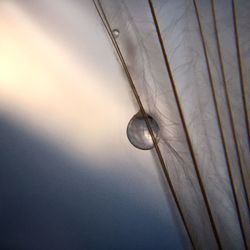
[
  {"x1": 112, "y1": 29, "x2": 120, "y2": 38},
  {"x1": 127, "y1": 112, "x2": 160, "y2": 150}
]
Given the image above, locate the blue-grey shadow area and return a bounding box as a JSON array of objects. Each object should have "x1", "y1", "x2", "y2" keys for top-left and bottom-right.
[{"x1": 0, "y1": 117, "x2": 183, "y2": 250}]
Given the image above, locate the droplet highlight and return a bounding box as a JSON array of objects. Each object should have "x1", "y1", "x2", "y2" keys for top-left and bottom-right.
[
  {"x1": 112, "y1": 29, "x2": 120, "y2": 39},
  {"x1": 127, "y1": 113, "x2": 160, "y2": 150}
]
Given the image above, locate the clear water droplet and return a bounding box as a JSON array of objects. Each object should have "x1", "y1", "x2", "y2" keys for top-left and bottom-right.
[
  {"x1": 127, "y1": 113, "x2": 160, "y2": 150},
  {"x1": 112, "y1": 29, "x2": 120, "y2": 38}
]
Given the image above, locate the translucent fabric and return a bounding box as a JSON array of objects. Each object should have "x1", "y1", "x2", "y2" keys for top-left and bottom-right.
[{"x1": 94, "y1": 0, "x2": 250, "y2": 249}]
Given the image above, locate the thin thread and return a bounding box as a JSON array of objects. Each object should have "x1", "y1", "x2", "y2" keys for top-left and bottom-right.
[
  {"x1": 211, "y1": 0, "x2": 248, "y2": 248},
  {"x1": 92, "y1": 0, "x2": 196, "y2": 249},
  {"x1": 148, "y1": 0, "x2": 222, "y2": 249},
  {"x1": 232, "y1": 0, "x2": 250, "y2": 145},
  {"x1": 212, "y1": 0, "x2": 250, "y2": 210}
]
